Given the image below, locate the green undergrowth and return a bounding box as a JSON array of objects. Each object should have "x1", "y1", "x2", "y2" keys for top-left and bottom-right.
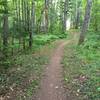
[
  {"x1": 0, "y1": 54, "x2": 48, "y2": 98},
  {"x1": 0, "y1": 33, "x2": 68, "y2": 68},
  {"x1": 77, "y1": 31, "x2": 100, "y2": 60},
  {"x1": 33, "y1": 34, "x2": 59, "y2": 45},
  {"x1": 0, "y1": 38, "x2": 59, "y2": 99},
  {"x1": 63, "y1": 31, "x2": 100, "y2": 100},
  {"x1": 33, "y1": 33, "x2": 67, "y2": 46}
]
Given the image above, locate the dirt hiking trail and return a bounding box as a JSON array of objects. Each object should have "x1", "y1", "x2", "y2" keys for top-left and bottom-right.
[
  {"x1": 34, "y1": 35, "x2": 76, "y2": 100},
  {"x1": 36, "y1": 41, "x2": 69, "y2": 100}
]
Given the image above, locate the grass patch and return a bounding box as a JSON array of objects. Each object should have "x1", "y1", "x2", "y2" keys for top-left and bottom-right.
[{"x1": 63, "y1": 31, "x2": 100, "y2": 100}]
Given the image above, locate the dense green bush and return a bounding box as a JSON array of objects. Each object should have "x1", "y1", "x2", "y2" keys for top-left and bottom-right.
[
  {"x1": 77, "y1": 32, "x2": 100, "y2": 60},
  {"x1": 33, "y1": 34, "x2": 59, "y2": 45}
]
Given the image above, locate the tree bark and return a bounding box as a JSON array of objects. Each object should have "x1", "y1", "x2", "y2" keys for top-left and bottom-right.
[
  {"x1": 44, "y1": 0, "x2": 49, "y2": 33},
  {"x1": 79, "y1": 0, "x2": 92, "y2": 44},
  {"x1": 63, "y1": 0, "x2": 69, "y2": 32},
  {"x1": 75, "y1": 2, "x2": 80, "y2": 29},
  {"x1": 3, "y1": 0, "x2": 9, "y2": 57}
]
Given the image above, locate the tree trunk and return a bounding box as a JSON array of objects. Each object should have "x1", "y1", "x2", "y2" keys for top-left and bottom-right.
[
  {"x1": 75, "y1": 3, "x2": 80, "y2": 29},
  {"x1": 63, "y1": 0, "x2": 69, "y2": 32},
  {"x1": 79, "y1": 0, "x2": 92, "y2": 44},
  {"x1": 31, "y1": 0, "x2": 35, "y2": 35},
  {"x1": 3, "y1": 0, "x2": 9, "y2": 57},
  {"x1": 44, "y1": 0, "x2": 49, "y2": 33}
]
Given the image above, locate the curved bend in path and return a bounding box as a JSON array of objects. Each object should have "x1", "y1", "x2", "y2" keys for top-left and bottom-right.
[{"x1": 35, "y1": 40, "x2": 71, "y2": 100}]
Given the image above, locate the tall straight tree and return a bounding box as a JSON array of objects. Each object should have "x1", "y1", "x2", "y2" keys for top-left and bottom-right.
[
  {"x1": 75, "y1": 0, "x2": 81, "y2": 29},
  {"x1": 3, "y1": 0, "x2": 9, "y2": 56},
  {"x1": 44, "y1": 0, "x2": 49, "y2": 32},
  {"x1": 63, "y1": 0, "x2": 69, "y2": 32},
  {"x1": 29, "y1": 0, "x2": 35, "y2": 48},
  {"x1": 79, "y1": 0, "x2": 92, "y2": 44}
]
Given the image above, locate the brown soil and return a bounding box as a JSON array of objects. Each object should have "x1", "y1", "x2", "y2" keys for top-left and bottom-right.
[{"x1": 35, "y1": 40, "x2": 71, "y2": 100}]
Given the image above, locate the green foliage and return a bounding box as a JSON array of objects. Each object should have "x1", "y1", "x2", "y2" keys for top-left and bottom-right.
[
  {"x1": 0, "y1": 33, "x2": 67, "y2": 70},
  {"x1": 0, "y1": 54, "x2": 48, "y2": 98},
  {"x1": 90, "y1": 0, "x2": 100, "y2": 31},
  {"x1": 26, "y1": 80, "x2": 39, "y2": 97},
  {"x1": 52, "y1": 31, "x2": 68, "y2": 39},
  {"x1": 32, "y1": 33, "x2": 67, "y2": 46},
  {"x1": 0, "y1": 37, "x2": 58, "y2": 98},
  {"x1": 33, "y1": 34, "x2": 59, "y2": 45},
  {"x1": 77, "y1": 31, "x2": 100, "y2": 60},
  {"x1": 75, "y1": 31, "x2": 100, "y2": 100},
  {"x1": 78, "y1": 63, "x2": 100, "y2": 100},
  {"x1": 63, "y1": 31, "x2": 100, "y2": 100}
]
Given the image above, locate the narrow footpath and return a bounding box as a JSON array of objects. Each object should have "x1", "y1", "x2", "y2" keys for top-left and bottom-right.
[{"x1": 35, "y1": 39, "x2": 71, "y2": 100}]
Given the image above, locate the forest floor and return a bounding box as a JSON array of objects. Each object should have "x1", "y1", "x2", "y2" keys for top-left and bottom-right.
[
  {"x1": 0, "y1": 32, "x2": 80, "y2": 100},
  {"x1": 0, "y1": 39, "x2": 67, "y2": 100},
  {"x1": 1, "y1": 32, "x2": 99, "y2": 100},
  {"x1": 34, "y1": 32, "x2": 79, "y2": 100}
]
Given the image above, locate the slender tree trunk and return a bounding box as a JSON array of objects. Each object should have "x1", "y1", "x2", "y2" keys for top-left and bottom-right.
[
  {"x1": 75, "y1": 4, "x2": 80, "y2": 29},
  {"x1": 28, "y1": 0, "x2": 35, "y2": 48},
  {"x1": 63, "y1": 0, "x2": 67, "y2": 31},
  {"x1": 79, "y1": 0, "x2": 92, "y2": 44},
  {"x1": 44, "y1": 0, "x2": 49, "y2": 33},
  {"x1": 37, "y1": 8, "x2": 45, "y2": 33},
  {"x1": 18, "y1": 0, "x2": 22, "y2": 50},
  {"x1": 63, "y1": 0, "x2": 69, "y2": 32},
  {"x1": 49, "y1": 0, "x2": 53, "y2": 32},
  {"x1": 31, "y1": 0, "x2": 35, "y2": 35},
  {"x1": 11, "y1": 33, "x2": 14, "y2": 55},
  {"x1": 21, "y1": 0, "x2": 26, "y2": 50},
  {"x1": 3, "y1": 0, "x2": 9, "y2": 57}
]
